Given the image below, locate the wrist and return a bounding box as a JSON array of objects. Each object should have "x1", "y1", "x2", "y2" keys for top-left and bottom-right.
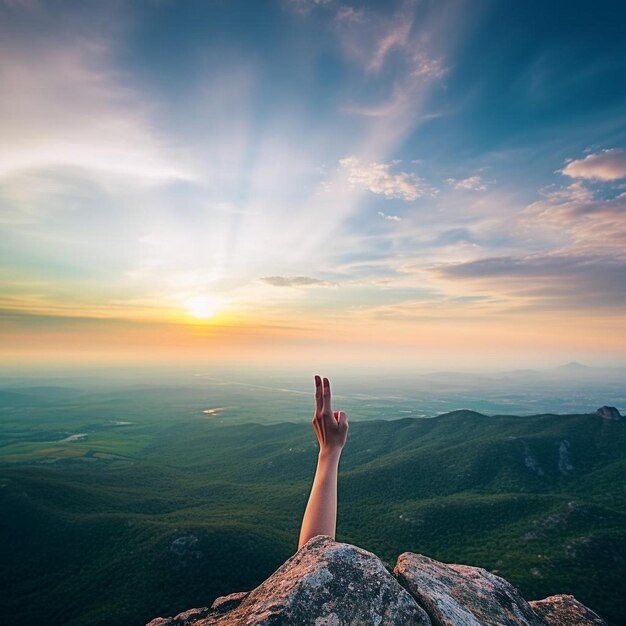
[{"x1": 318, "y1": 447, "x2": 342, "y2": 463}]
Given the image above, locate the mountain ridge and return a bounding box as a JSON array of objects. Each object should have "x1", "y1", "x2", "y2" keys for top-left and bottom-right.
[{"x1": 2, "y1": 406, "x2": 625, "y2": 625}]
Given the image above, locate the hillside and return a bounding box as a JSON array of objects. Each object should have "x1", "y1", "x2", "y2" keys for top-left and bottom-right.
[{"x1": 1, "y1": 408, "x2": 625, "y2": 625}]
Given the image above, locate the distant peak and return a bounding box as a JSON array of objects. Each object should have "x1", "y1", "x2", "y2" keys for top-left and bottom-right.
[
  {"x1": 436, "y1": 409, "x2": 488, "y2": 419},
  {"x1": 557, "y1": 361, "x2": 590, "y2": 370},
  {"x1": 595, "y1": 406, "x2": 622, "y2": 420}
]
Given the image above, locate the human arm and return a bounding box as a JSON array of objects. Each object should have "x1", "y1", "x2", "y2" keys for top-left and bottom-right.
[{"x1": 298, "y1": 375, "x2": 348, "y2": 550}]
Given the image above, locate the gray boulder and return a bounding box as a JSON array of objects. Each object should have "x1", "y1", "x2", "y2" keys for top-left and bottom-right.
[
  {"x1": 394, "y1": 552, "x2": 544, "y2": 626},
  {"x1": 529, "y1": 594, "x2": 607, "y2": 626},
  {"x1": 148, "y1": 535, "x2": 430, "y2": 625}
]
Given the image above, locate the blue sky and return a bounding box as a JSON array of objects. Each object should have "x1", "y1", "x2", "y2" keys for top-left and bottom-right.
[{"x1": 1, "y1": 0, "x2": 625, "y2": 369}]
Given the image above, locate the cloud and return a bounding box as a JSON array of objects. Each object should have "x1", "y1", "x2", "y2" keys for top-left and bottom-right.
[
  {"x1": 287, "y1": 0, "x2": 333, "y2": 14},
  {"x1": 335, "y1": 6, "x2": 363, "y2": 24},
  {"x1": 340, "y1": 156, "x2": 433, "y2": 201},
  {"x1": 430, "y1": 180, "x2": 626, "y2": 310},
  {"x1": 410, "y1": 54, "x2": 448, "y2": 80},
  {"x1": 378, "y1": 211, "x2": 401, "y2": 221},
  {"x1": 367, "y1": 13, "x2": 413, "y2": 73},
  {"x1": 446, "y1": 176, "x2": 488, "y2": 191},
  {"x1": 260, "y1": 276, "x2": 333, "y2": 287},
  {"x1": 0, "y1": 35, "x2": 196, "y2": 185},
  {"x1": 522, "y1": 182, "x2": 626, "y2": 255},
  {"x1": 562, "y1": 149, "x2": 626, "y2": 181},
  {"x1": 333, "y1": 2, "x2": 408, "y2": 72},
  {"x1": 333, "y1": 0, "x2": 449, "y2": 127},
  {"x1": 436, "y1": 252, "x2": 626, "y2": 308},
  {"x1": 334, "y1": 0, "x2": 448, "y2": 78}
]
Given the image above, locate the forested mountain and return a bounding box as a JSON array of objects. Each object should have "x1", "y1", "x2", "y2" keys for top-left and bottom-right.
[{"x1": 1, "y1": 407, "x2": 624, "y2": 625}]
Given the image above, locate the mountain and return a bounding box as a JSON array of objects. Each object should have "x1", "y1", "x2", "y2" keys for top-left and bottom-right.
[
  {"x1": 1, "y1": 409, "x2": 625, "y2": 625},
  {"x1": 555, "y1": 361, "x2": 592, "y2": 371}
]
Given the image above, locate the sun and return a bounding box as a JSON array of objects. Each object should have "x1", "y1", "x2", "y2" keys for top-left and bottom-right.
[{"x1": 185, "y1": 296, "x2": 220, "y2": 320}]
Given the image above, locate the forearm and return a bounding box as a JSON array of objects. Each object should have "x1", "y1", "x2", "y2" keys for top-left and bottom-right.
[{"x1": 298, "y1": 449, "x2": 341, "y2": 549}]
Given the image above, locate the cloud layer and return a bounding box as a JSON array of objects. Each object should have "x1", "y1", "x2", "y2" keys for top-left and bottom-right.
[
  {"x1": 562, "y1": 149, "x2": 626, "y2": 181},
  {"x1": 260, "y1": 276, "x2": 333, "y2": 288}
]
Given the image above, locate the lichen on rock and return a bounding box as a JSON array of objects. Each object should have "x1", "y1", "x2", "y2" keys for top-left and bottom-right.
[
  {"x1": 529, "y1": 594, "x2": 607, "y2": 626},
  {"x1": 395, "y1": 553, "x2": 544, "y2": 626}
]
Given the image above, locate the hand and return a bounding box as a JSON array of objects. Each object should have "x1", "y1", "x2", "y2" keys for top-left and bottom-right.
[{"x1": 312, "y1": 375, "x2": 348, "y2": 456}]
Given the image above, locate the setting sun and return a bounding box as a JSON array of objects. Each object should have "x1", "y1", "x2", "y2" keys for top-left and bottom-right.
[{"x1": 185, "y1": 296, "x2": 221, "y2": 320}]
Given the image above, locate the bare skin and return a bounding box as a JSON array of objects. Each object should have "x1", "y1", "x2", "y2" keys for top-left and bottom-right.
[{"x1": 298, "y1": 375, "x2": 349, "y2": 549}]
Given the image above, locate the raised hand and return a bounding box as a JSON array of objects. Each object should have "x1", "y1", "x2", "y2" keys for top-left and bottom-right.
[
  {"x1": 312, "y1": 375, "x2": 348, "y2": 456},
  {"x1": 298, "y1": 375, "x2": 349, "y2": 550}
]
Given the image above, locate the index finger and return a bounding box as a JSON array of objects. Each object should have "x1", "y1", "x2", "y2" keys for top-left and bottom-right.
[{"x1": 322, "y1": 377, "x2": 332, "y2": 414}]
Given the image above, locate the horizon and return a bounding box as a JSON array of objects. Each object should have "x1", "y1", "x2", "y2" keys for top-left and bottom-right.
[
  {"x1": 1, "y1": 0, "x2": 626, "y2": 371},
  {"x1": 2, "y1": 358, "x2": 626, "y2": 381},
  {"x1": 1, "y1": 360, "x2": 624, "y2": 419}
]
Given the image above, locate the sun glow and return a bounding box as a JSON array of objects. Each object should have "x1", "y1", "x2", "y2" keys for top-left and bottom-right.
[{"x1": 185, "y1": 296, "x2": 221, "y2": 320}]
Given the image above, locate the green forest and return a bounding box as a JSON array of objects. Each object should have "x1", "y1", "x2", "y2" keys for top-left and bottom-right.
[{"x1": 1, "y1": 385, "x2": 624, "y2": 625}]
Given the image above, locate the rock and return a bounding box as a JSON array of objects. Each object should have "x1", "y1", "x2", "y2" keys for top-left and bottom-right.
[
  {"x1": 149, "y1": 535, "x2": 430, "y2": 625},
  {"x1": 595, "y1": 406, "x2": 621, "y2": 420},
  {"x1": 557, "y1": 440, "x2": 573, "y2": 474},
  {"x1": 210, "y1": 592, "x2": 249, "y2": 614},
  {"x1": 148, "y1": 537, "x2": 607, "y2": 626},
  {"x1": 170, "y1": 534, "x2": 202, "y2": 558},
  {"x1": 146, "y1": 607, "x2": 212, "y2": 626},
  {"x1": 394, "y1": 552, "x2": 543, "y2": 626},
  {"x1": 169, "y1": 534, "x2": 203, "y2": 566},
  {"x1": 522, "y1": 442, "x2": 544, "y2": 476},
  {"x1": 530, "y1": 594, "x2": 607, "y2": 625}
]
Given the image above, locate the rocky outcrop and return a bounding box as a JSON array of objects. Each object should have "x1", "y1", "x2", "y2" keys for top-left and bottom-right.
[
  {"x1": 148, "y1": 536, "x2": 428, "y2": 626},
  {"x1": 147, "y1": 535, "x2": 607, "y2": 626},
  {"x1": 395, "y1": 552, "x2": 544, "y2": 626},
  {"x1": 530, "y1": 595, "x2": 607, "y2": 626},
  {"x1": 595, "y1": 406, "x2": 622, "y2": 420}
]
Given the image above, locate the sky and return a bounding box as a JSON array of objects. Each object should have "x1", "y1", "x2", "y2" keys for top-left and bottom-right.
[{"x1": 1, "y1": 0, "x2": 626, "y2": 373}]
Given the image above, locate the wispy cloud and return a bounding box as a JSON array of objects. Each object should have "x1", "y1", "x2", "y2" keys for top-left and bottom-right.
[
  {"x1": 260, "y1": 276, "x2": 333, "y2": 288},
  {"x1": 562, "y1": 149, "x2": 626, "y2": 181},
  {"x1": 334, "y1": 0, "x2": 448, "y2": 79},
  {"x1": 339, "y1": 157, "x2": 433, "y2": 201},
  {"x1": 286, "y1": 0, "x2": 333, "y2": 15},
  {"x1": 0, "y1": 36, "x2": 196, "y2": 185},
  {"x1": 430, "y1": 177, "x2": 626, "y2": 310},
  {"x1": 377, "y1": 211, "x2": 402, "y2": 221},
  {"x1": 522, "y1": 182, "x2": 626, "y2": 254},
  {"x1": 334, "y1": 0, "x2": 449, "y2": 127},
  {"x1": 367, "y1": 12, "x2": 413, "y2": 73},
  {"x1": 436, "y1": 252, "x2": 626, "y2": 309},
  {"x1": 410, "y1": 54, "x2": 448, "y2": 80},
  {"x1": 446, "y1": 176, "x2": 488, "y2": 191}
]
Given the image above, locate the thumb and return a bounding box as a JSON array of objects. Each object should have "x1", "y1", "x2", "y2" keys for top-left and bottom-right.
[{"x1": 337, "y1": 410, "x2": 348, "y2": 427}]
